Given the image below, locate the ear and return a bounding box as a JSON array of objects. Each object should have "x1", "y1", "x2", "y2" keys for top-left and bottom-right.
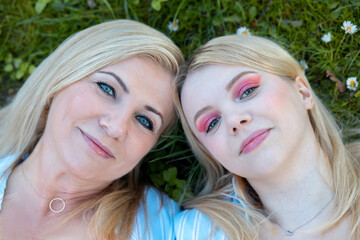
[{"x1": 295, "y1": 76, "x2": 314, "y2": 110}]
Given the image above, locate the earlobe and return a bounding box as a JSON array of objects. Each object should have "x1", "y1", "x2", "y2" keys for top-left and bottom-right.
[{"x1": 295, "y1": 76, "x2": 314, "y2": 110}]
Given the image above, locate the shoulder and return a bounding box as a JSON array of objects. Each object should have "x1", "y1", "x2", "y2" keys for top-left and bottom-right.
[
  {"x1": 174, "y1": 208, "x2": 228, "y2": 240},
  {"x1": 131, "y1": 186, "x2": 178, "y2": 240}
]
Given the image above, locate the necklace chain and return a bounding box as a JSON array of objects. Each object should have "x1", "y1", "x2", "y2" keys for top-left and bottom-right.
[
  {"x1": 275, "y1": 196, "x2": 334, "y2": 236},
  {"x1": 21, "y1": 164, "x2": 66, "y2": 213}
]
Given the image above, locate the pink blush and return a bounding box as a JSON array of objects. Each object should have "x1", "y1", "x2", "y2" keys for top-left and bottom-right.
[
  {"x1": 233, "y1": 75, "x2": 261, "y2": 99},
  {"x1": 197, "y1": 113, "x2": 219, "y2": 133}
]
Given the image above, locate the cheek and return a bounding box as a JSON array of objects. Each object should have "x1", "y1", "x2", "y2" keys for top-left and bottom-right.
[
  {"x1": 126, "y1": 134, "x2": 156, "y2": 162},
  {"x1": 260, "y1": 85, "x2": 296, "y2": 118},
  {"x1": 201, "y1": 136, "x2": 229, "y2": 165},
  {"x1": 262, "y1": 90, "x2": 285, "y2": 110}
]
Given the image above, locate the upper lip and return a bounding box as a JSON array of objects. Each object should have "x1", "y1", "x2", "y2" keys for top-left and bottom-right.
[
  {"x1": 240, "y1": 128, "x2": 271, "y2": 154},
  {"x1": 80, "y1": 129, "x2": 114, "y2": 158}
]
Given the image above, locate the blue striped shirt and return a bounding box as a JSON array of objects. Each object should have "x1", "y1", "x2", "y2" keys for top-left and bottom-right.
[
  {"x1": 175, "y1": 208, "x2": 228, "y2": 240},
  {"x1": 0, "y1": 155, "x2": 177, "y2": 239}
]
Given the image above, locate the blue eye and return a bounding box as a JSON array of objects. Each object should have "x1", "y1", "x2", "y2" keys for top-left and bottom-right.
[
  {"x1": 241, "y1": 87, "x2": 257, "y2": 99},
  {"x1": 136, "y1": 115, "x2": 154, "y2": 131},
  {"x1": 96, "y1": 82, "x2": 116, "y2": 98},
  {"x1": 206, "y1": 117, "x2": 221, "y2": 133}
]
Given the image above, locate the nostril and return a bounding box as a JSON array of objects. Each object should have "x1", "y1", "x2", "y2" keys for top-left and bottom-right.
[
  {"x1": 240, "y1": 120, "x2": 247, "y2": 125},
  {"x1": 232, "y1": 127, "x2": 237, "y2": 132}
]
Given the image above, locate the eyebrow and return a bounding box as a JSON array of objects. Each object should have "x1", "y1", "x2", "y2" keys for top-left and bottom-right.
[
  {"x1": 145, "y1": 105, "x2": 164, "y2": 126},
  {"x1": 98, "y1": 71, "x2": 129, "y2": 94},
  {"x1": 225, "y1": 71, "x2": 257, "y2": 91},
  {"x1": 193, "y1": 106, "x2": 212, "y2": 126}
]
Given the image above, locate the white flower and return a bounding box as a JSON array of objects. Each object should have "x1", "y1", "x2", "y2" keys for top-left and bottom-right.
[
  {"x1": 299, "y1": 60, "x2": 309, "y2": 73},
  {"x1": 168, "y1": 19, "x2": 179, "y2": 32},
  {"x1": 321, "y1": 32, "x2": 332, "y2": 43},
  {"x1": 236, "y1": 27, "x2": 251, "y2": 35},
  {"x1": 346, "y1": 77, "x2": 358, "y2": 91},
  {"x1": 341, "y1": 21, "x2": 358, "y2": 34}
]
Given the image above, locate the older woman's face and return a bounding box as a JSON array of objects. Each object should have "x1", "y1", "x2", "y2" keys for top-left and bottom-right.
[
  {"x1": 42, "y1": 57, "x2": 175, "y2": 182},
  {"x1": 181, "y1": 64, "x2": 314, "y2": 180}
]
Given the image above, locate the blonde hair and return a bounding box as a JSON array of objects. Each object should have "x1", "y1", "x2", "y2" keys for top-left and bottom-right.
[
  {"x1": 0, "y1": 19, "x2": 184, "y2": 239},
  {"x1": 175, "y1": 35, "x2": 360, "y2": 239}
]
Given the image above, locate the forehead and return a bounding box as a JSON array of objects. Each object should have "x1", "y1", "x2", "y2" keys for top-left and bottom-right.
[
  {"x1": 182, "y1": 64, "x2": 257, "y2": 94},
  {"x1": 181, "y1": 64, "x2": 254, "y2": 108}
]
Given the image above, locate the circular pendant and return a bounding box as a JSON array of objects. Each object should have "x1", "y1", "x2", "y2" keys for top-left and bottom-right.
[
  {"x1": 285, "y1": 230, "x2": 294, "y2": 236},
  {"x1": 49, "y1": 198, "x2": 66, "y2": 213}
]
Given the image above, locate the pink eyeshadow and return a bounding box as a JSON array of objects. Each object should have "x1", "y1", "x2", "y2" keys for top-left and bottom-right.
[
  {"x1": 232, "y1": 75, "x2": 261, "y2": 99},
  {"x1": 197, "y1": 113, "x2": 219, "y2": 133}
]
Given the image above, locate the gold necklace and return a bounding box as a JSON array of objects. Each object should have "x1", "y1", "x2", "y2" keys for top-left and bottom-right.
[{"x1": 21, "y1": 164, "x2": 66, "y2": 213}]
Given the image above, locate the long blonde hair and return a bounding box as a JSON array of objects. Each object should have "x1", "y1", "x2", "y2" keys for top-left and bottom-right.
[
  {"x1": 175, "y1": 35, "x2": 360, "y2": 239},
  {"x1": 0, "y1": 19, "x2": 184, "y2": 239}
]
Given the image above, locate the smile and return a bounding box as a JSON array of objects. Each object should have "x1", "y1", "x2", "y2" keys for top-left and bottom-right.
[
  {"x1": 79, "y1": 129, "x2": 114, "y2": 159},
  {"x1": 240, "y1": 129, "x2": 271, "y2": 155}
]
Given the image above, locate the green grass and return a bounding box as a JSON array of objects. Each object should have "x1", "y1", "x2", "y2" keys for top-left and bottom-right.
[{"x1": 1, "y1": 0, "x2": 359, "y2": 198}]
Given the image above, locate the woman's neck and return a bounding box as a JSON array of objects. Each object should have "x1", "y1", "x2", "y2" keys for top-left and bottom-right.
[
  {"x1": 12, "y1": 140, "x2": 109, "y2": 217},
  {"x1": 247, "y1": 134, "x2": 335, "y2": 234}
]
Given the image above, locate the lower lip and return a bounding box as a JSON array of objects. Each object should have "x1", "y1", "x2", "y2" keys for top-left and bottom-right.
[
  {"x1": 80, "y1": 131, "x2": 112, "y2": 159},
  {"x1": 241, "y1": 130, "x2": 270, "y2": 155}
]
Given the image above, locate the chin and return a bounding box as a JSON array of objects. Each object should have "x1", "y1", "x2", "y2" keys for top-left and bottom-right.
[{"x1": 62, "y1": 154, "x2": 101, "y2": 181}]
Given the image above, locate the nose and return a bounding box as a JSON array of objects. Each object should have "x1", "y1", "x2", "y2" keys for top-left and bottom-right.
[
  {"x1": 226, "y1": 111, "x2": 252, "y2": 135},
  {"x1": 99, "y1": 111, "x2": 130, "y2": 141}
]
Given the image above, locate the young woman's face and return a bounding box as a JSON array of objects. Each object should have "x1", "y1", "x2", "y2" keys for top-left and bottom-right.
[
  {"x1": 42, "y1": 57, "x2": 175, "y2": 183},
  {"x1": 181, "y1": 65, "x2": 313, "y2": 180}
]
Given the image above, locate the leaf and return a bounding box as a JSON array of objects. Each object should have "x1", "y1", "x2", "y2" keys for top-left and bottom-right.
[
  {"x1": 28, "y1": 65, "x2": 36, "y2": 74},
  {"x1": 269, "y1": 24, "x2": 277, "y2": 38},
  {"x1": 15, "y1": 69, "x2": 25, "y2": 80},
  {"x1": 330, "y1": 9, "x2": 341, "y2": 19},
  {"x1": 5, "y1": 53, "x2": 13, "y2": 64},
  {"x1": 20, "y1": 62, "x2": 29, "y2": 72},
  {"x1": 35, "y1": 0, "x2": 52, "y2": 14},
  {"x1": 151, "y1": 0, "x2": 161, "y2": 11},
  {"x1": 4, "y1": 64, "x2": 13, "y2": 72},
  {"x1": 13, "y1": 58, "x2": 22, "y2": 69},
  {"x1": 223, "y1": 15, "x2": 241, "y2": 23},
  {"x1": 326, "y1": 70, "x2": 346, "y2": 93},
  {"x1": 355, "y1": 91, "x2": 360, "y2": 98},
  {"x1": 248, "y1": 6, "x2": 257, "y2": 22},
  {"x1": 212, "y1": 17, "x2": 222, "y2": 27},
  {"x1": 133, "y1": 0, "x2": 140, "y2": 4},
  {"x1": 328, "y1": 2, "x2": 339, "y2": 9},
  {"x1": 150, "y1": 173, "x2": 164, "y2": 187},
  {"x1": 176, "y1": 179, "x2": 185, "y2": 189},
  {"x1": 163, "y1": 167, "x2": 177, "y2": 182},
  {"x1": 280, "y1": 21, "x2": 291, "y2": 32},
  {"x1": 52, "y1": 1, "x2": 65, "y2": 11},
  {"x1": 168, "y1": 178, "x2": 177, "y2": 186},
  {"x1": 172, "y1": 189, "x2": 181, "y2": 200}
]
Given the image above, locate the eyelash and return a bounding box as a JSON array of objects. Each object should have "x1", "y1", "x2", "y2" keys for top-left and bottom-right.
[
  {"x1": 135, "y1": 115, "x2": 154, "y2": 131},
  {"x1": 96, "y1": 81, "x2": 116, "y2": 98},
  {"x1": 206, "y1": 116, "x2": 221, "y2": 133},
  {"x1": 237, "y1": 86, "x2": 259, "y2": 100}
]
